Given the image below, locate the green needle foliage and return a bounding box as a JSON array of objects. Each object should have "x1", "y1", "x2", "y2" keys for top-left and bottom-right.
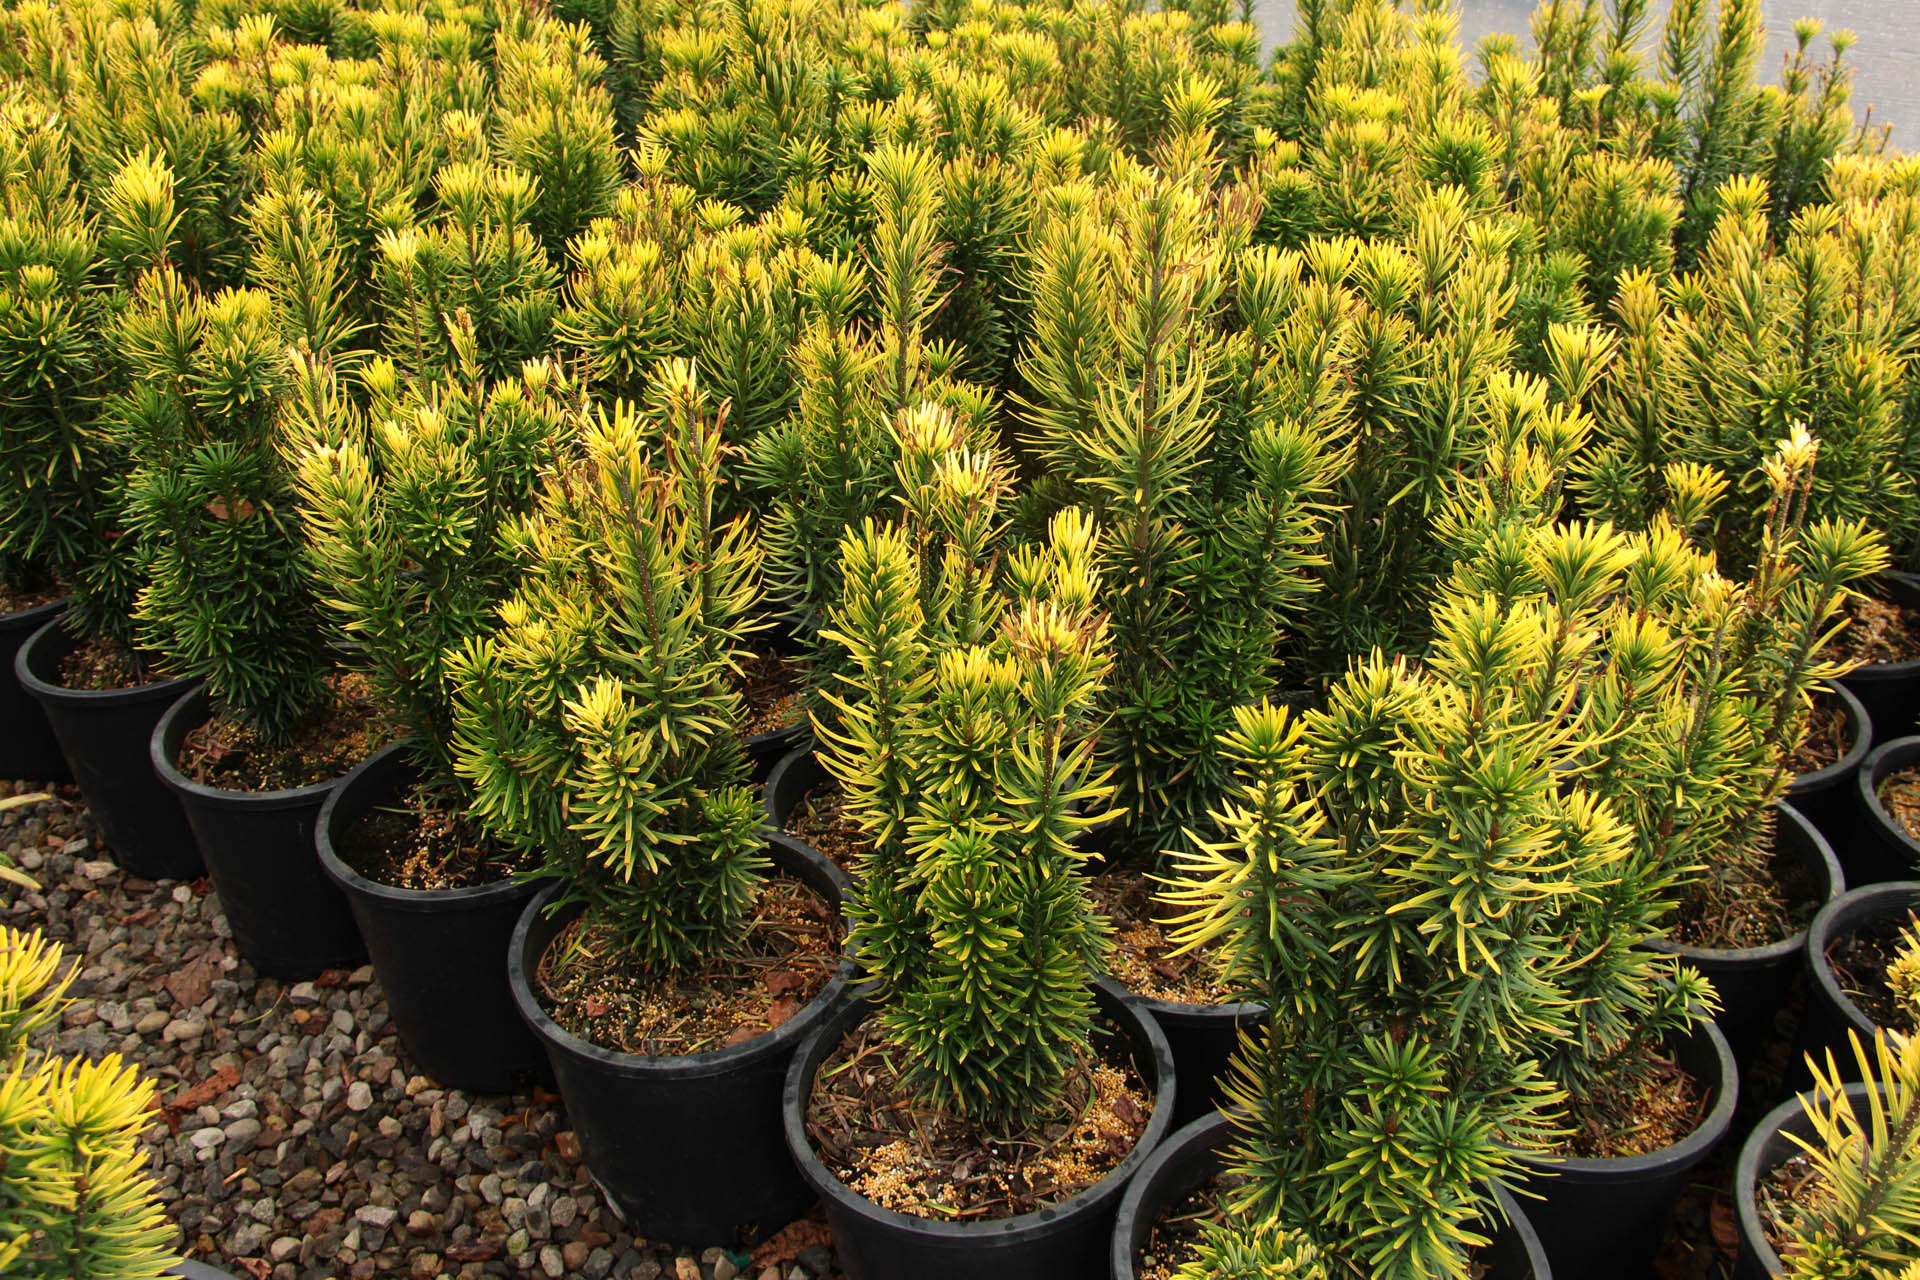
[
  {"x1": 0, "y1": 104, "x2": 120, "y2": 607},
  {"x1": 817, "y1": 408, "x2": 1117, "y2": 1126},
  {"x1": 1782, "y1": 1030, "x2": 1920, "y2": 1280},
  {"x1": 451, "y1": 358, "x2": 766, "y2": 970},
  {"x1": 1580, "y1": 172, "x2": 1920, "y2": 570},
  {"x1": 1016, "y1": 90, "x2": 1348, "y2": 859},
  {"x1": 0, "y1": 925, "x2": 172, "y2": 1280},
  {"x1": 1173, "y1": 1218, "x2": 1328, "y2": 1280},
  {"x1": 109, "y1": 153, "x2": 367, "y2": 741},
  {"x1": 289, "y1": 332, "x2": 573, "y2": 789}
]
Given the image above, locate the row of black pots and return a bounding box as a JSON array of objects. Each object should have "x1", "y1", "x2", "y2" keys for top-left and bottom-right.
[{"x1": 1836, "y1": 570, "x2": 1920, "y2": 749}]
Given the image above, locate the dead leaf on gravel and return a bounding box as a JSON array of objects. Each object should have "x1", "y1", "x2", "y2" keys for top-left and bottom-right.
[
  {"x1": 164, "y1": 951, "x2": 219, "y2": 1010},
  {"x1": 750, "y1": 1216, "x2": 833, "y2": 1268}
]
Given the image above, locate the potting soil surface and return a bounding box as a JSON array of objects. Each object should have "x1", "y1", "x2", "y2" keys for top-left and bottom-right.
[
  {"x1": 1088, "y1": 868, "x2": 1236, "y2": 1005},
  {"x1": 337, "y1": 787, "x2": 527, "y2": 892},
  {"x1": 1882, "y1": 766, "x2": 1920, "y2": 843},
  {"x1": 0, "y1": 779, "x2": 851, "y2": 1280},
  {"x1": 738, "y1": 647, "x2": 806, "y2": 738},
  {"x1": 535, "y1": 876, "x2": 842, "y2": 1056},
  {"x1": 56, "y1": 632, "x2": 163, "y2": 691},
  {"x1": 182, "y1": 671, "x2": 386, "y2": 791},
  {"x1": 1785, "y1": 697, "x2": 1848, "y2": 776},
  {"x1": 1551, "y1": 1047, "x2": 1707, "y2": 1159},
  {"x1": 781, "y1": 780, "x2": 870, "y2": 874},
  {"x1": 806, "y1": 1014, "x2": 1151, "y2": 1220},
  {"x1": 1823, "y1": 910, "x2": 1919, "y2": 1034},
  {"x1": 1834, "y1": 591, "x2": 1920, "y2": 666}
]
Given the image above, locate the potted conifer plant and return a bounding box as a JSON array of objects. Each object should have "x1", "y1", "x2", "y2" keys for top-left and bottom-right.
[
  {"x1": 0, "y1": 103, "x2": 82, "y2": 784},
  {"x1": 1012, "y1": 102, "x2": 1347, "y2": 1126},
  {"x1": 8, "y1": 146, "x2": 201, "y2": 878},
  {"x1": 131, "y1": 179, "x2": 373, "y2": 979},
  {"x1": 782, "y1": 419, "x2": 1176, "y2": 1280},
  {"x1": 1635, "y1": 431, "x2": 1882, "y2": 1055},
  {"x1": 1734, "y1": 1030, "x2": 1920, "y2": 1279},
  {"x1": 1153, "y1": 584, "x2": 1714, "y2": 1280},
  {"x1": 479, "y1": 361, "x2": 854, "y2": 1242},
  {"x1": 297, "y1": 344, "x2": 567, "y2": 1093}
]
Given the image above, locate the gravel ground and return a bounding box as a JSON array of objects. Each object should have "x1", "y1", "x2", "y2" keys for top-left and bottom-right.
[{"x1": 2, "y1": 779, "x2": 844, "y2": 1280}]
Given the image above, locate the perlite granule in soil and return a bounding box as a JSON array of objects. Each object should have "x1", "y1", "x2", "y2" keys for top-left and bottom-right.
[{"x1": 0, "y1": 779, "x2": 847, "y2": 1280}]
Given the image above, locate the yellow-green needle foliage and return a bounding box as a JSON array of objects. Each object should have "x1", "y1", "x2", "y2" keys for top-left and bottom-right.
[
  {"x1": 451, "y1": 359, "x2": 766, "y2": 971},
  {"x1": 818, "y1": 406, "x2": 1118, "y2": 1126},
  {"x1": 0, "y1": 926, "x2": 172, "y2": 1280},
  {"x1": 1783, "y1": 1031, "x2": 1920, "y2": 1280}
]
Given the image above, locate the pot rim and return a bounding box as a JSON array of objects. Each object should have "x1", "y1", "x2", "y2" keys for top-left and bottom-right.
[
  {"x1": 1787, "y1": 681, "x2": 1874, "y2": 792},
  {"x1": 1109, "y1": 1112, "x2": 1549, "y2": 1279},
  {"x1": 1859, "y1": 738, "x2": 1920, "y2": 859},
  {"x1": 1806, "y1": 880, "x2": 1920, "y2": 1041},
  {"x1": 14, "y1": 615, "x2": 196, "y2": 706},
  {"x1": 1643, "y1": 801, "x2": 1843, "y2": 966},
  {"x1": 1517, "y1": 1015, "x2": 1739, "y2": 1176},
  {"x1": 316, "y1": 739, "x2": 540, "y2": 911},
  {"x1": 151, "y1": 685, "x2": 364, "y2": 809},
  {"x1": 0, "y1": 595, "x2": 67, "y2": 630},
  {"x1": 507, "y1": 837, "x2": 857, "y2": 1082},
  {"x1": 1735, "y1": 1081, "x2": 1879, "y2": 1277},
  {"x1": 762, "y1": 743, "x2": 825, "y2": 829},
  {"x1": 1842, "y1": 571, "x2": 1920, "y2": 679},
  {"x1": 1101, "y1": 981, "x2": 1267, "y2": 1022},
  {"x1": 782, "y1": 976, "x2": 1178, "y2": 1245}
]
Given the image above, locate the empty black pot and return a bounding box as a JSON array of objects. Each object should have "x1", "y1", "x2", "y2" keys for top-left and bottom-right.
[
  {"x1": 1108, "y1": 1111, "x2": 1551, "y2": 1279},
  {"x1": 152, "y1": 687, "x2": 365, "y2": 980},
  {"x1": 1837, "y1": 571, "x2": 1920, "y2": 748},
  {"x1": 1644, "y1": 801, "x2": 1842, "y2": 1065},
  {"x1": 1796, "y1": 880, "x2": 1920, "y2": 1085},
  {"x1": 1733, "y1": 1082, "x2": 1877, "y2": 1279},
  {"x1": 15, "y1": 617, "x2": 200, "y2": 880},
  {"x1": 1785, "y1": 681, "x2": 1872, "y2": 854},
  {"x1": 509, "y1": 836, "x2": 855, "y2": 1244},
  {"x1": 1849, "y1": 737, "x2": 1920, "y2": 886},
  {"x1": 1514, "y1": 1018, "x2": 1738, "y2": 1280},
  {"x1": 317, "y1": 742, "x2": 548, "y2": 1094},
  {"x1": 0, "y1": 599, "x2": 71, "y2": 783},
  {"x1": 785, "y1": 979, "x2": 1175, "y2": 1280}
]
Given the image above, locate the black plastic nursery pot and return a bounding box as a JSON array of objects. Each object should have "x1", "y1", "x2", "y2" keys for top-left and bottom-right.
[
  {"x1": 1732, "y1": 1082, "x2": 1876, "y2": 1280},
  {"x1": 762, "y1": 744, "x2": 827, "y2": 832},
  {"x1": 1795, "y1": 880, "x2": 1920, "y2": 1085},
  {"x1": 1119, "y1": 988, "x2": 1263, "y2": 1132},
  {"x1": 1513, "y1": 1018, "x2": 1738, "y2": 1280},
  {"x1": 1108, "y1": 1111, "x2": 1551, "y2": 1279},
  {"x1": 316, "y1": 742, "x2": 548, "y2": 1094},
  {"x1": 1644, "y1": 801, "x2": 1842, "y2": 1063},
  {"x1": 15, "y1": 617, "x2": 201, "y2": 880},
  {"x1": 1784, "y1": 681, "x2": 1872, "y2": 855},
  {"x1": 1837, "y1": 570, "x2": 1920, "y2": 748},
  {"x1": 0, "y1": 598, "x2": 71, "y2": 784},
  {"x1": 152, "y1": 687, "x2": 366, "y2": 980},
  {"x1": 1849, "y1": 737, "x2": 1920, "y2": 887},
  {"x1": 784, "y1": 979, "x2": 1177, "y2": 1280},
  {"x1": 169, "y1": 1261, "x2": 243, "y2": 1280},
  {"x1": 509, "y1": 835, "x2": 856, "y2": 1244},
  {"x1": 743, "y1": 613, "x2": 812, "y2": 785}
]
